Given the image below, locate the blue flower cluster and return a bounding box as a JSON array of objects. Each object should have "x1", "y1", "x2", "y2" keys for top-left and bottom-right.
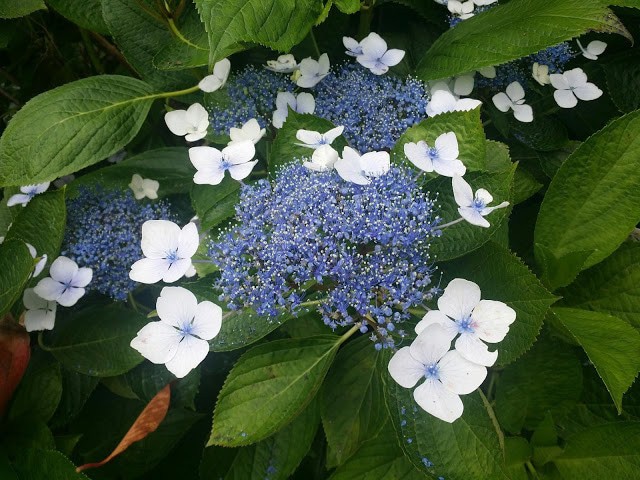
[
  {"x1": 529, "y1": 42, "x2": 574, "y2": 73},
  {"x1": 62, "y1": 187, "x2": 173, "y2": 301},
  {"x1": 313, "y1": 64, "x2": 429, "y2": 151},
  {"x1": 209, "y1": 65, "x2": 295, "y2": 135},
  {"x1": 209, "y1": 164, "x2": 439, "y2": 346}
]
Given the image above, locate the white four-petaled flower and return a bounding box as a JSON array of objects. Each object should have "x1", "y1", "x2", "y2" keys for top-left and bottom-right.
[
  {"x1": 576, "y1": 39, "x2": 607, "y2": 60},
  {"x1": 426, "y1": 89, "x2": 482, "y2": 117},
  {"x1": 129, "y1": 174, "x2": 159, "y2": 200},
  {"x1": 343, "y1": 36, "x2": 363, "y2": 57},
  {"x1": 295, "y1": 126, "x2": 344, "y2": 149},
  {"x1": 272, "y1": 92, "x2": 316, "y2": 129},
  {"x1": 334, "y1": 147, "x2": 390, "y2": 185},
  {"x1": 295, "y1": 54, "x2": 330, "y2": 88},
  {"x1": 130, "y1": 286, "x2": 222, "y2": 378},
  {"x1": 198, "y1": 58, "x2": 231, "y2": 93},
  {"x1": 415, "y1": 278, "x2": 516, "y2": 367},
  {"x1": 550, "y1": 68, "x2": 603, "y2": 109},
  {"x1": 404, "y1": 131, "x2": 466, "y2": 177},
  {"x1": 129, "y1": 220, "x2": 199, "y2": 284},
  {"x1": 228, "y1": 118, "x2": 266, "y2": 145},
  {"x1": 7, "y1": 183, "x2": 50, "y2": 207},
  {"x1": 189, "y1": 140, "x2": 257, "y2": 185},
  {"x1": 452, "y1": 174, "x2": 509, "y2": 228},
  {"x1": 492, "y1": 81, "x2": 533, "y2": 123},
  {"x1": 164, "y1": 103, "x2": 209, "y2": 142},
  {"x1": 34, "y1": 256, "x2": 92, "y2": 307},
  {"x1": 265, "y1": 54, "x2": 298, "y2": 73},
  {"x1": 303, "y1": 144, "x2": 339, "y2": 172},
  {"x1": 356, "y1": 32, "x2": 405, "y2": 75},
  {"x1": 532, "y1": 62, "x2": 550, "y2": 86},
  {"x1": 23, "y1": 288, "x2": 57, "y2": 332}
]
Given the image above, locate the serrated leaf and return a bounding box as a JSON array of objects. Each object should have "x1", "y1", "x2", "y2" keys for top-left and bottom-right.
[
  {"x1": 209, "y1": 335, "x2": 341, "y2": 447},
  {"x1": 190, "y1": 176, "x2": 240, "y2": 231},
  {"x1": 50, "y1": 369, "x2": 99, "y2": 429},
  {"x1": 11, "y1": 449, "x2": 90, "y2": 480},
  {"x1": 443, "y1": 242, "x2": 557, "y2": 366},
  {"x1": 333, "y1": 0, "x2": 360, "y2": 14},
  {"x1": 535, "y1": 110, "x2": 640, "y2": 290},
  {"x1": 0, "y1": 0, "x2": 45, "y2": 19},
  {"x1": 47, "y1": 0, "x2": 109, "y2": 33},
  {"x1": 0, "y1": 239, "x2": 34, "y2": 316},
  {"x1": 152, "y1": 5, "x2": 210, "y2": 70},
  {"x1": 0, "y1": 75, "x2": 156, "y2": 186},
  {"x1": 415, "y1": 0, "x2": 630, "y2": 81},
  {"x1": 604, "y1": 50, "x2": 640, "y2": 113},
  {"x1": 513, "y1": 164, "x2": 543, "y2": 205},
  {"x1": 552, "y1": 307, "x2": 640, "y2": 413},
  {"x1": 195, "y1": 0, "x2": 325, "y2": 66}
]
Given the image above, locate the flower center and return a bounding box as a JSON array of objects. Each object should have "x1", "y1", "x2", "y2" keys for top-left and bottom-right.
[
  {"x1": 458, "y1": 315, "x2": 475, "y2": 333},
  {"x1": 424, "y1": 363, "x2": 440, "y2": 380},
  {"x1": 179, "y1": 321, "x2": 194, "y2": 336},
  {"x1": 472, "y1": 196, "x2": 486, "y2": 211},
  {"x1": 426, "y1": 146, "x2": 439, "y2": 160},
  {"x1": 165, "y1": 249, "x2": 180, "y2": 262}
]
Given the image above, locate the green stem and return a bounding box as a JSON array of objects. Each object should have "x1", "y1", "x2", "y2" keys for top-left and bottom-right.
[
  {"x1": 37, "y1": 332, "x2": 52, "y2": 352},
  {"x1": 338, "y1": 323, "x2": 362, "y2": 345},
  {"x1": 128, "y1": 292, "x2": 139, "y2": 313},
  {"x1": 525, "y1": 461, "x2": 540, "y2": 479},
  {"x1": 357, "y1": 2, "x2": 375, "y2": 38},
  {"x1": 299, "y1": 299, "x2": 322, "y2": 308},
  {"x1": 79, "y1": 28, "x2": 105, "y2": 74},
  {"x1": 478, "y1": 388, "x2": 505, "y2": 454},
  {"x1": 167, "y1": 18, "x2": 201, "y2": 49},
  {"x1": 309, "y1": 29, "x2": 321, "y2": 58},
  {"x1": 154, "y1": 84, "x2": 200, "y2": 99},
  {"x1": 438, "y1": 217, "x2": 464, "y2": 229},
  {"x1": 486, "y1": 371, "x2": 497, "y2": 401}
]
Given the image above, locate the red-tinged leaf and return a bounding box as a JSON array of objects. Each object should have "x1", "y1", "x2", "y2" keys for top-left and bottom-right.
[
  {"x1": 76, "y1": 383, "x2": 171, "y2": 472},
  {"x1": 0, "y1": 313, "x2": 31, "y2": 418}
]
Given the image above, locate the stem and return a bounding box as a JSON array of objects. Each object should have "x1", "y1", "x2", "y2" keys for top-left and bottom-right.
[
  {"x1": 309, "y1": 29, "x2": 321, "y2": 58},
  {"x1": 167, "y1": 18, "x2": 201, "y2": 49},
  {"x1": 438, "y1": 217, "x2": 464, "y2": 229},
  {"x1": 525, "y1": 461, "x2": 540, "y2": 479},
  {"x1": 128, "y1": 292, "x2": 139, "y2": 312},
  {"x1": 486, "y1": 371, "x2": 497, "y2": 401},
  {"x1": 191, "y1": 259, "x2": 213, "y2": 264},
  {"x1": 338, "y1": 323, "x2": 361, "y2": 345},
  {"x1": 358, "y1": 2, "x2": 375, "y2": 38},
  {"x1": 79, "y1": 28, "x2": 105, "y2": 74},
  {"x1": 478, "y1": 388, "x2": 505, "y2": 454},
  {"x1": 299, "y1": 299, "x2": 322, "y2": 308},
  {"x1": 154, "y1": 84, "x2": 200, "y2": 99},
  {"x1": 37, "y1": 332, "x2": 52, "y2": 352}
]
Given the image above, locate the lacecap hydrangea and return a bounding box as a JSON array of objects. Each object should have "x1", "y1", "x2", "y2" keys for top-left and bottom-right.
[
  {"x1": 209, "y1": 163, "x2": 439, "y2": 348},
  {"x1": 62, "y1": 187, "x2": 173, "y2": 301}
]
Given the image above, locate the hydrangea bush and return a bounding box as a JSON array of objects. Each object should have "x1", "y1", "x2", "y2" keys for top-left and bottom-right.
[{"x1": 1, "y1": 0, "x2": 640, "y2": 479}]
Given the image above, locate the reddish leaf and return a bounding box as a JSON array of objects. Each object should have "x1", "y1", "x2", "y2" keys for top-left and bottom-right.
[
  {"x1": 76, "y1": 383, "x2": 171, "y2": 472},
  {"x1": 0, "y1": 314, "x2": 31, "y2": 418}
]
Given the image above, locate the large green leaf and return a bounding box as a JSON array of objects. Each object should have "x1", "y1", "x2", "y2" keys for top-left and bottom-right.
[
  {"x1": 604, "y1": 50, "x2": 640, "y2": 114},
  {"x1": 0, "y1": 0, "x2": 45, "y2": 19},
  {"x1": 195, "y1": 0, "x2": 325, "y2": 66},
  {"x1": 0, "y1": 75, "x2": 156, "y2": 186},
  {"x1": 443, "y1": 242, "x2": 557, "y2": 366},
  {"x1": 190, "y1": 176, "x2": 240, "y2": 231},
  {"x1": 415, "y1": 0, "x2": 630, "y2": 80},
  {"x1": 41, "y1": 305, "x2": 148, "y2": 377},
  {"x1": 552, "y1": 307, "x2": 640, "y2": 413},
  {"x1": 46, "y1": 0, "x2": 109, "y2": 33},
  {"x1": 321, "y1": 336, "x2": 384, "y2": 468},
  {"x1": 50, "y1": 370, "x2": 99, "y2": 428},
  {"x1": 534, "y1": 110, "x2": 640, "y2": 290},
  {"x1": 209, "y1": 335, "x2": 341, "y2": 447},
  {"x1": 11, "y1": 449, "x2": 89, "y2": 480},
  {"x1": 0, "y1": 239, "x2": 34, "y2": 316},
  {"x1": 152, "y1": 4, "x2": 209, "y2": 70}
]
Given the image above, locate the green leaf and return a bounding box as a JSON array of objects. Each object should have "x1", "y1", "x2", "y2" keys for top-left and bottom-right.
[
  {"x1": 0, "y1": 239, "x2": 34, "y2": 316},
  {"x1": 443, "y1": 242, "x2": 558, "y2": 366},
  {"x1": 494, "y1": 335, "x2": 583, "y2": 434},
  {"x1": 415, "y1": 0, "x2": 630, "y2": 80},
  {"x1": 0, "y1": 75, "x2": 156, "y2": 186},
  {"x1": 195, "y1": 0, "x2": 325, "y2": 65},
  {"x1": 559, "y1": 242, "x2": 640, "y2": 328},
  {"x1": 552, "y1": 307, "x2": 640, "y2": 413},
  {"x1": 50, "y1": 369, "x2": 99, "y2": 428},
  {"x1": 46, "y1": 0, "x2": 109, "y2": 33},
  {"x1": 552, "y1": 422, "x2": 640, "y2": 478},
  {"x1": 209, "y1": 335, "x2": 341, "y2": 447},
  {"x1": 333, "y1": 0, "x2": 360, "y2": 14},
  {"x1": 152, "y1": 5, "x2": 210, "y2": 70},
  {"x1": 11, "y1": 449, "x2": 90, "y2": 480},
  {"x1": 604, "y1": 50, "x2": 640, "y2": 113},
  {"x1": 4, "y1": 189, "x2": 66, "y2": 260},
  {"x1": 513, "y1": 164, "x2": 543, "y2": 205},
  {"x1": 0, "y1": 0, "x2": 45, "y2": 19},
  {"x1": 190, "y1": 176, "x2": 240, "y2": 231},
  {"x1": 511, "y1": 115, "x2": 570, "y2": 152},
  {"x1": 392, "y1": 107, "x2": 486, "y2": 173},
  {"x1": 321, "y1": 336, "x2": 384, "y2": 468},
  {"x1": 534, "y1": 110, "x2": 640, "y2": 290},
  {"x1": 41, "y1": 305, "x2": 148, "y2": 377}
]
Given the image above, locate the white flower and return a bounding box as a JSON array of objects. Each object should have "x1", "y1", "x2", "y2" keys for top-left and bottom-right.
[
  {"x1": 426, "y1": 89, "x2": 482, "y2": 117},
  {"x1": 576, "y1": 39, "x2": 607, "y2": 60},
  {"x1": 492, "y1": 81, "x2": 533, "y2": 123},
  {"x1": 129, "y1": 220, "x2": 199, "y2": 284},
  {"x1": 228, "y1": 118, "x2": 266, "y2": 145},
  {"x1": 334, "y1": 146, "x2": 390, "y2": 185},
  {"x1": 343, "y1": 36, "x2": 363, "y2": 56},
  {"x1": 34, "y1": 256, "x2": 92, "y2": 307},
  {"x1": 128, "y1": 174, "x2": 159, "y2": 200},
  {"x1": 452, "y1": 174, "x2": 509, "y2": 228},
  {"x1": 452, "y1": 74, "x2": 475, "y2": 96},
  {"x1": 550, "y1": 68, "x2": 603, "y2": 109},
  {"x1": 415, "y1": 278, "x2": 516, "y2": 366},
  {"x1": 295, "y1": 126, "x2": 344, "y2": 149},
  {"x1": 23, "y1": 288, "x2": 56, "y2": 332},
  {"x1": 164, "y1": 103, "x2": 209, "y2": 142},
  {"x1": 198, "y1": 58, "x2": 231, "y2": 92},
  {"x1": 7, "y1": 183, "x2": 50, "y2": 207},
  {"x1": 189, "y1": 141, "x2": 257, "y2": 185},
  {"x1": 303, "y1": 145, "x2": 339, "y2": 172},
  {"x1": 532, "y1": 62, "x2": 550, "y2": 86},
  {"x1": 295, "y1": 54, "x2": 330, "y2": 88},
  {"x1": 388, "y1": 323, "x2": 487, "y2": 423},
  {"x1": 404, "y1": 132, "x2": 466, "y2": 177},
  {"x1": 265, "y1": 54, "x2": 298, "y2": 73},
  {"x1": 448, "y1": 0, "x2": 475, "y2": 19},
  {"x1": 26, "y1": 243, "x2": 47, "y2": 277},
  {"x1": 356, "y1": 32, "x2": 405, "y2": 75},
  {"x1": 130, "y1": 287, "x2": 222, "y2": 378},
  {"x1": 272, "y1": 92, "x2": 316, "y2": 129}
]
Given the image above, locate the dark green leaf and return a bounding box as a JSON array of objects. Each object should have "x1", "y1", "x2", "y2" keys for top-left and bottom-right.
[
  {"x1": 47, "y1": 0, "x2": 109, "y2": 33},
  {"x1": 50, "y1": 369, "x2": 99, "y2": 428},
  {"x1": 152, "y1": 5, "x2": 210, "y2": 70},
  {"x1": 0, "y1": 0, "x2": 45, "y2": 19},
  {"x1": 604, "y1": 50, "x2": 640, "y2": 113},
  {"x1": 0, "y1": 239, "x2": 34, "y2": 316},
  {"x1": 11, "y1": 449, "x2": 89, "y2": 480},
  {"x1": 190, "y1": 176, "x2": 240, "y2": 231}
]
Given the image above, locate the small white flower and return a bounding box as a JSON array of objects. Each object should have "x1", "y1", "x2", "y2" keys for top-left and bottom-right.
[
  {"x1": 34, "y1": 256, "x2": 92, "y2": 307},
  {"x1": 452, "y1": 74, "x2": 475, "y2": 96},
  {"x1": 426, "y1": 89, "x2": 482, "y2": 117},
  {"x1": 26, "y1": 243, "x2": 47, "y2": 277},
  {"x1": 415, "y1": 278, "x2": 516, "y2": 366},
  {"x1": 228, "y1": 118, "x2": 266, "y2": 145},
  {"x1": 7, "y1": 183, "x2": 50, "y2": 207},
  {"x1": 189, "y1": 141, "x2": 257, "y2": 185},
  {"x1": 576, "y1": 39, "x2": 607, "y2": 60},
  {"x1": 198, "y1": 58, "x2": 231, "y2": 92},
  {"x1": 492, "y1": 81, "x2": 533, "y2": 123},
  {"x1": 550, "y1": 68, "x2": 603, "y2": 109},
  {"x1": 130, "y1": 286, "x2": 222, "y2": 378},
  {"x1": 303, "y1": 144, "x2": 339, "y2": 172},
  {"x1": 452, "y1": 174, "x2": 509, "y2": 228},
  {"x1": 356, "y1": 32, "x2": 405, "y2": 75},
  {"x1": 53, "y1": 175, "x2": 75, "y2": 188},
  {"x1": 295, "y1": 54, "x2": 330, "y2": 88},
  {"x1": 128, "y1": 174, "x2": 159, "y2": 200},
  {"x1": 388, "y1": 323, "x2": 487, "y2": 423},
  {"x1": 23, "y1": 288, "x2": 57, "y2": 332},
  {"x1": 448, "y1": 0, "x2": 475, "y2": 19},
  {"x1": 343, "y1": 36, "x2": 363, "y2": 56},
  {"x1": 532, "y1": 62, "x2": 550, "y2": 86},
  {"x1": 129, "y1": 220, "x2": 199, "y2": 284},
  {"x1": 334, "y1": 146, "x2": 390, "y2": 185},
  {"x1": 272, "y1": 92, "x2": 316, "y2": 129},
  {"x1": 295, "y1": 126, "x2": 344, "y2": 149},
  {"x1": 164, "y1": 103, "x2": 209, "y2": 142},
  {"x1": 404, "y1": 132, "x2": 466, "y2": 177},
  {"x1": 265, "y1": 54, "x2": 298, "y2": 73}
]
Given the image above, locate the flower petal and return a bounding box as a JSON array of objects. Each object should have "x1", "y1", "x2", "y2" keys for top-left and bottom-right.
[
  {"x1": 451, "y1": 174, "x2": 474, "y2": 208},
  {"x1": 458, "y1": 206, "x2": 491, "y2": 228},
  {"x1": 164, "y1": 334, "x2": 210, "y2": 378},
  {"x1": 131, "y1": 321, "x2": 182, "y2": 364},
  {"x1": 163, "y1": 258, "x2": 193, "y2": 283},
  {"x1": 413, "y1": 379, "x2": 464, "y2": 423},
  {"x1": 415, "y1": 310, "x2": 456, "y2": 335},
  {"x1": 512, "y1": 103, "x2": 533, "y2": 123},
  {"x1": 24, "y1": 307, "x2": 56, "y2": 332},
  {"x1": 549, "y1": 73, "x2": 569, "y2": 90},
  {"x1": 564, "y1": 68, "x2": 588, "y2": 87},
  {"x1": 388, "y1": 346, "x2": 425, "y2": 388},
  {"x1": 129, "y1": 257, "x2": 169, "y2": 284},
  {"x1": 361, "y1": 151, "x2": 390, "y2": 177},
  {"x1": 295, "y1": 93, "x2": 316, "y2": 114},
  {"x1": 404, "y1": 141, "x2": 434, "y2": 172},
  {"x1": 157, "y1": 286, "x2": 198, "y2": 329},
  {"x1": 573, "y1": 83, "x2": 603, "y2": 101},
  {"x1": 23, "y1": 288, "x2": 48, "y2": 310},
  {"x1": 554, "y1": 89, "x2": 578, "y2": 109},
  {"x1": 140, "y1": 220, "x2": 181, "y2": 259},
  {"x1": 34, "y1": 277, "x2": 65, "y2": 301},
  {"x1": 164, "y1": 110, "x2": 189, "y2": 136},
  {"x1": 57, "y1": 286, "x2": 86, "y2": 307},
  {"x1": 191, "y1": 301, "x2": 223, "y2": 340},
  {"x1": 438, "y1": 349, "x2": 488, "y2": 392},
  {"x1": 228, "y1": 160, "x2": 259, "y2": 180},
  {"x1": 472, "y1": 299, "x2": 516, "y2": 343},
  {"x1": 454, "y1": 333, "x2": 498, "y2": 366},
  {"x1": 410, "y1": 323, "x2": 453, "y2": 366},
  {"x1": 506, "y1": 81, "x2": 525, "y2": 102},
  {"x1": 435, "y1": 132, "x2": 460, "y2": 161},
  {"x1": 49, "y1": 256, "x2": 78, "y2": 284},
  {"x1": 7, "y1": 194, "x2": 32, "y2": 207},
  {"x1": 380, "y1": 48, "x2": 405, "y2": 68},
  {"x1": 296, "y1": 129, "x2": 323, "y2": 147},
  {"x1": 224, "y1": 140, "x2": 256, "y2": 165},
  {"x1": 426, "y1": 90, "x2": 457, "y2": 116},
  {"x1": 492, "y1": 92, "x2": 512, "y2": 113},
  {"x1": 453, "y1": 74, "x2": 474, "y2": 96},
  {"x1": 438, "y1": 278, "x2": 481, "y2": 321},
  {"x1": 71, "y1": 267, "x2": 93, "y2": 288}
]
